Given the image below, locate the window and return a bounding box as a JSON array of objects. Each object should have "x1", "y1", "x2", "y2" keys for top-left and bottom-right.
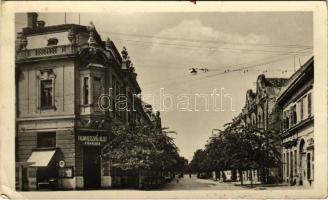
[
  {"x1": 283, "y1": 153, "x2": 285, "y2": 178},
  {"x1": 94, "y1": 77, "x2": 101, "y2": 105},
  {"x1": 37, "y1": 132, "x2": 56, "y2": 148},
  {"x1": 258, "y1": 115, "x2": 261, "y2": 128},
  {"x1": 308, "y1": 93, "x2": 312, "y2": 117},
  {"x1": 40, "y1": 80, "x2": 53, "y2": 107},
  {"x1": 47, "y1": 38, "x2": 58, "y2": 46},
  {"x1": 290, "y1": 106, "x2": 297, "y2": 125},
  {"x1": 300, "y1": 98, "x2": 304, "y2": 120},
  {"x1": 307, "y1": 153, "x2": 311, "y2": 179},
  {"x1": 287, "y1": 152, "x2": 289, "y2": 177},
  {"x1": 83, "y1": 77, "x2": 89, "y2": 105},
  {"x1": 283, "y1": 111, "x2": 290, "y2": 130},
  {"x1": 290, "y1": 151, "x2": 293, "y2": 177},
  {"x1": 294, "y1": 150, "x2": 297, "y2": 175}
]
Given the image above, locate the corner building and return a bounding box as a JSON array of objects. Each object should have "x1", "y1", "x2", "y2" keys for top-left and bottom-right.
[{"x1": 15, "y1": 13, "x2": 151, "y2": 190}]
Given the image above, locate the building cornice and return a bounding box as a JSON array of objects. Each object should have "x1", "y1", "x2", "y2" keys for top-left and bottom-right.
[
  {"x1": 17, "y1": 115, "x2": 75, "y2": 121},
  {"x1": 280, "y1": 116, "x2": 314, "y2": 138},
  {"x1": 277, "y1": 57, "x2": 314, "y2": 106}
]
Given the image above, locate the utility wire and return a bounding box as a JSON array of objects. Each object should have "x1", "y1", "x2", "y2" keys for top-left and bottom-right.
[
  {"x1": 141, "y1": 53, "x2": 312, "y2": 90},
  {"x1": 142, "y1": 52, "x2": 311, "y2": 88},
  {"x1": 109, "y1": 36, "x2": 312, "y2": 56},
  {"x1": 99, "y1": 30, "x2": 313, "y2": 49}
]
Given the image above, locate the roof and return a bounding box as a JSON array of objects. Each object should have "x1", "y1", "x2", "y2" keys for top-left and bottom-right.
[
  {"x1": 276, "y1": 56, "x2": 314, "y2": 105},
  {"x1": 266, "y1": 78, "x2": 289, "y2": 87},
  {"x1": 21, "y1": 24, "x2": 87, "y2": 36}
]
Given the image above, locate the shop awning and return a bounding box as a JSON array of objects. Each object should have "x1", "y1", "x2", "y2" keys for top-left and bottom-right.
[{"x1": 27, "y1": 149, "x2": 56, "y2": 167}]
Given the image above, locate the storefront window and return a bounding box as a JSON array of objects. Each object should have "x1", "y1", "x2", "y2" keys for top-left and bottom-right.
[
  {"x1": 287, "y1": 152, "x2": 289, "y2": 177},
  {"x1": 307, "y1": 153, "x2": 311, "y2": 179},
  {"x1": 294, "y1": 150, "x2": 297, "y2": 175}
]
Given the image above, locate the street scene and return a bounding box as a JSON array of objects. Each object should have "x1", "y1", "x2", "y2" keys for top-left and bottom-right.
[{"x1": 14, "y1": 11, "x2": 314, "y2": 192}]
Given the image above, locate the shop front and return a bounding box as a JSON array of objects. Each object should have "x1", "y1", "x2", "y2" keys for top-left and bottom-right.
[
  {"x1": 76, "y1": 132, "x2": 111, "y2": 189},
  {"x1": 25, "y1": 148, "x2": 62, "y2": 190}
]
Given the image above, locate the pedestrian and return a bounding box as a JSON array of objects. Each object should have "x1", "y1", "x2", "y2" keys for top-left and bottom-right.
[{"x1": 189, "y1": 173, "x2": 191, "y2": 179}]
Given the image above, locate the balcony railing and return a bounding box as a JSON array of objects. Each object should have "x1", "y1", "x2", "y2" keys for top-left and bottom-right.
[{"x1": 16, "y1": 45, "x2": 78, "y2": 60}]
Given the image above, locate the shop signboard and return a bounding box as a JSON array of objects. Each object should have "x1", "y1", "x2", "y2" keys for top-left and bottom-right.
[
  {"x1": 77, "y1": 135, "x2": 108, "y2": 146},
  {"x1": 59, "y1": 167, "x2": 74, "y2": 178}
]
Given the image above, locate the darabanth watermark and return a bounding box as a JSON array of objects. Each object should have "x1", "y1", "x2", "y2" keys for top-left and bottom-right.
[{"x1": 98, "y1": 88, "x2": 235, "y2": 112}]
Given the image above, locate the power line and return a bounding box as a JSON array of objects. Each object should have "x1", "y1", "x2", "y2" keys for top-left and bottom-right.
[
  {"x1": 99, "y1": 30, "x2": 313, "y2": 49},
  {"x1": 141, "y1": 53, "x2": 312, "y2": 90},
  {"x1": 109, "y1": 36, "x2": 312, "y2": 56}
]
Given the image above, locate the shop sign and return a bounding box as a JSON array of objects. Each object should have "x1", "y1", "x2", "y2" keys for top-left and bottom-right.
[
  {"x1": 77, "y1": 135, "x2": 108, "y2": 146},
  {"x1": 59, "y1": 160, "x2": 65, "y2": 168},
  {"x1": 59, "y1": 166, "x2": 74, "y2": 178}
]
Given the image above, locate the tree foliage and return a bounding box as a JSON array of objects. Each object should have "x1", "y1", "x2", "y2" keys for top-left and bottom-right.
[
  {"x1": 103, "y1": 124, "x2": 187, "y2": 172},
  {"x1": 189, "y1": 124, "x2": 281, "y2": 180}
]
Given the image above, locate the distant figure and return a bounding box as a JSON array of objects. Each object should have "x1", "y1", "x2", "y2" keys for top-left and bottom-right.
[
  {"x1": 176, "y1": 176, "x2": 179, "y2": 184},
  {"x1": 189, "y1": 173, "x2": 191, "y2": 179}
]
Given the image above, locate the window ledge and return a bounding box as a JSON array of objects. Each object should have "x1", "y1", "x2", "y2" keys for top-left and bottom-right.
[
  {"x1": 80, "y1": 104, "x2": 94, "y2": 107},
  {"x1": 38, "y1": 106, "x2": 56, "y2": 110}
]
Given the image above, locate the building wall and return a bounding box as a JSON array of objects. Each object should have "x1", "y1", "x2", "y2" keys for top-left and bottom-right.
[
  {"x1": 17, "y1": 59, "x2": 75, "y2": 119},
  {"x1": 281, "y1": 87, "x2": 314, "y2": 186},
  {"x1": 26, "y1": 31, "x2": 70, "y2": 49}
]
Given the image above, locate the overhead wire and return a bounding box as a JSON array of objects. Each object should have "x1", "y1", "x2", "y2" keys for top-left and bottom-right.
[
  {"x1": 100, "y1": 30, "x2": 313, "y2": 49},
  {"x1": 108, "y1": 36, "x2": 312, "y2": 56},
  {"x1": 141, "y1": 52, "x2": 313, "y2": 91}
]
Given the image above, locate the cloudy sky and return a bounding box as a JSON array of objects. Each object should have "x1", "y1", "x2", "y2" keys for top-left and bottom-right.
[{"x1": 16, "y1": 12, "x2": 313, "y2": 161}]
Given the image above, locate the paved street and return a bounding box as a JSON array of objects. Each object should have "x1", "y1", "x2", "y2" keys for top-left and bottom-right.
[
  {"x1": 159, "y1": 174, "x2": 245, "y2": 190},
  {"x1": 16, "y1": 175, "x2": 310, "y2": 199},
  {"x1": 159, "y1": 175, "x2": 308, "y2": 191}
]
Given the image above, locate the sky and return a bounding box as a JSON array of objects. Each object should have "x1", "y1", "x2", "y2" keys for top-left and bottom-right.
[{"x1": 15, "y1": 12, "x2": 313, "y2": 161}]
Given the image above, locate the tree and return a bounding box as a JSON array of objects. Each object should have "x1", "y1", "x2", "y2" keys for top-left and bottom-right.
[
  {"x1": 189, "y1": 123, "x2": 281, "y2": 186},
  {"x1": 103, "y1": 124, "x2": 183, "y2": 170}
]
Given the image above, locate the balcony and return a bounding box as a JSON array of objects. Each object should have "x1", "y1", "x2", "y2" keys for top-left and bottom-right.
[{"x1": 16, "y1": 45, "x2": 78, "y2": 61}]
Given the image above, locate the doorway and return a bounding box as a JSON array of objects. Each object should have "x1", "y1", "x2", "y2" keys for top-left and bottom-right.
[{"x1": 83, "y1": 147, "x2": 101, "y2": 189}]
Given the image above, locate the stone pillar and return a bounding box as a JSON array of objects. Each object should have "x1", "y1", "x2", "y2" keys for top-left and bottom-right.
[
  {"x1": 28, "y1": 168, "x2": 37, "y2": 191},
  {"x1": 76, "y1": 176, "x2": 84, "y2": 189},
  {"x1": 17, "y1": 166, "x2": 23, "y2": 191}
]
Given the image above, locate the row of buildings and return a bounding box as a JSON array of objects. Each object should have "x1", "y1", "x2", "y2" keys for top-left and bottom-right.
[
  {"x1": 224, "y1": 56, "x2": 314, "y2": 186},
  {"x1": 15, "y1": 13, "x2": 162, "y2": 190}
]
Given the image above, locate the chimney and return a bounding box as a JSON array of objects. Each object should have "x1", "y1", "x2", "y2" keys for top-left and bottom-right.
[{"x1": 27, "y1": 12, "x2": 38, "y2": 29}]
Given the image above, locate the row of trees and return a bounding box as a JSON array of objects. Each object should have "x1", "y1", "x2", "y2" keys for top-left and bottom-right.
[
  {"x1": 189, "y1": 123, "x2": 282, "y2": 186},
  {"x1": 102, "y1": 124, "x2": 187, "y2": 188}
]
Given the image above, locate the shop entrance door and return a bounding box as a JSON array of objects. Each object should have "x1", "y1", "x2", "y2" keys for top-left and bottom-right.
[{"x1": 83, "y1": 147, "x2": 101, "y2": 189}]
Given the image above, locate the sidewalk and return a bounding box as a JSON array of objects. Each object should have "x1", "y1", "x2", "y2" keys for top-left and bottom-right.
[
  {"x1": 202, "y1": 178, "x2": 311, "y2": 190},
  {"x1": 232, "y1": 181, "x2": 312, "y2": 190}
]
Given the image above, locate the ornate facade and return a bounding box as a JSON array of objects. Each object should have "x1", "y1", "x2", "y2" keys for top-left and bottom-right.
[
  {"x1": 232, "y1": 74, "x2": 288, "y2": 183},
  {"x1": 15, "y1": 13, "x2": 153, "y2": 190}
]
